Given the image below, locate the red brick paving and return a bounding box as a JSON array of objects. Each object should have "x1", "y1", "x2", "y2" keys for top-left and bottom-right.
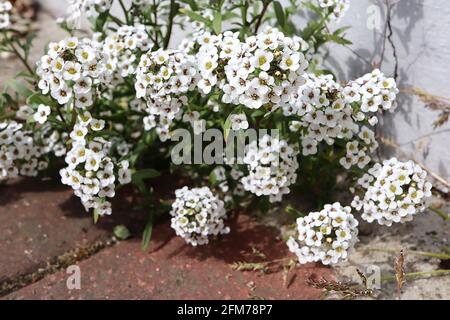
[
  {"x1": 4, "y1": 215, "x2": 333, "y2": 300},
  {"x1": 0, "y1": 178, "x2": 146, "y2": 281}
]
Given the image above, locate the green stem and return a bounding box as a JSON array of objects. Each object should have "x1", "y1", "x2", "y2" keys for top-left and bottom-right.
[
  {"x1": 108, "y1": 13, "x2": 125, "y2": 26},
  {"x1": 381, "y1": 269, "x2": 450, "y2": 283},
  {"x1": 254, "y1": 0, "x2": 270, "y2": 33},
  {"x1": 429, "y1": 207, "x2": 449, "y2": 221},
  {"x1": 370, "y1": 248, "x2": 450, "y2": 260},
  {"x1": 0, "y1": 111, "x2": 16, "y2": 121},
  {"x1": 163, "y1": 0, "x2": 176, "y2": 49},
  {"x1": 118, "y1": 0, "x2": 130, "y2": 24},
  {"x1": 8, "y1": 40, "x2": 34, "y2": 75}
]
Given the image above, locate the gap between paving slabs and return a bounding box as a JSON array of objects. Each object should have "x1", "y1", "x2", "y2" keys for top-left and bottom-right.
[
  {"x1": 0, "y1": 177, "x2": 147, "y2": 296},
  {"x1": 4, "y1": 215, "x2": 333, "y2": 300}
]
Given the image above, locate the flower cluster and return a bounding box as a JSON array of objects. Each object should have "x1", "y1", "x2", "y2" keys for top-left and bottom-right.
[
  {"x1": 135, "y1": 49, "x2": 197, "y2": 140},
  {"x1": 289, "y1": 74, "x2": 373, "y2": 169},
  {"x1": 60, "y1": 112, "x2": 132, "y2": 216},
  {"x1": 36, "y1": 37, "x2": 108, "y2": 109},
  {"x1": 241, "y1": 135, "x2": 299, "y2": 203},
  {"x1": 0, "y1": 0, "x2": 11, "y2": 29},
  {"x1": 59, "y1": 0, "x2": 112, "y2": 29},
  {"x1": 316, "y1": 0, "x2": 350, "y2": 22},
  {"x1": 287, "y1": 202, "x2": 359, "y2": 265},
  {"x1": 190, "y1": 27, "x2": 308, "y2": 111},
  {"x1": 170, "y1": 186, "x2": 230, "y2": 246},
  {"x1": 102, "y1": 24, "x2": 153, "y2": 80},
  {"x1": 351, "y1": 158, "x2": 433, "y2": 226},
  {"x1": 346, "y1": 69, "x2": 398, "y2": 114},
  {"x1": 0, "y1": 120, "x2": 53, "y2": 179}
]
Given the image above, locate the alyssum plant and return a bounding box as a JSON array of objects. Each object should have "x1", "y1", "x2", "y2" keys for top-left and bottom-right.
[{"x1": 0, "y1": 0, "x2": 433, "y2": 265}]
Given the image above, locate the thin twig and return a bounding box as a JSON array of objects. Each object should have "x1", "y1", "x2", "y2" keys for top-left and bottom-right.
[
  {"x1": 118, "y1": 0, "x2": 130, "y2": 24},
  {"x1": 254, "y1": 1, "x2": 270, "y2": 33},
  {"x1": 163, "y1": 0, "x2": 176, "y2": 49},
  {"x1": 379, "y1": 135, "x2": 450, "y2": 189},
  {"x1": 381, "y1": 269, "x2": 450, "y2": 283},
  {"x1": 8, "y1": 39, "x2": 34, "y2": 75},
  {"x1": 428, "y1": 207, "x2": 449, "y2": 221},
  {"x1": 369, "y1": 248, "x2": 450, "y2": 260}
]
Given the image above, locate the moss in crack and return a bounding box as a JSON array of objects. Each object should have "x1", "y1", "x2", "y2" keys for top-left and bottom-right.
[{"x1": 0, "y1": 237, "x2": 117, "y2": 297}]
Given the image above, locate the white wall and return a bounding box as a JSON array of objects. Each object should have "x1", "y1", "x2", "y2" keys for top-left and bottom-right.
[
  {"x1": 321, "y1": 0, "x2": 450, "y2": 182},
  {"x1": 41, "y1": 0, "x2": 450, "y2": 181}
]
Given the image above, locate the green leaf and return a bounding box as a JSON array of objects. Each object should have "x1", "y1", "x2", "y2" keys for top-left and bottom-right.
[
  {"x1": 325, "y1": 34, "x2": 352, "y2": 45},
  {"x1": 223, "y1": 112, "x2": 233, "y2": 142},
  {"x1": 95, "y1": 10, "x2": 109, "y2": 32},
  {"x1": 302, "y1": 2, "x2": 323, "y2": 16},
  {"x1": 213, "y1": 11, "x2": 222, "y2": 34},
  {"x1": 333, "y1": 26, "x2": 351, "y2": 36},
  {"x1": 26, "y1": 92, "x2": 54, "y2": 107},
  {"x1": 273, "y1": 1, "x2": 286, "y2": 27},
  {"x1": 5, "y1": 79, "x2": 33, "y2": 98},
  {"x1": 285, "y1": 206, "x2": 306, "y2": 217},
  {"x1": 179, "y1": 9, "x2": 212, "y2": 26},
  {"x1": 132, "y1": 168, "x2": 160, "y2": 196},
  {"x1": 179, "y1": 0, "x2": 198, "y2": 11},
  {"x1": 132, "y1": 169, "x2": 160, "y2": 182},
  {"x1": 208, "y1": 169, "x2": 218, "y2": 186},
  {"x1": 93, "y1": 208, "x2": 100, "y2": 224},
  {"x1": 114, "y1": 225, "x2": 131, "y2": 240},
  {"x1": 141, "y1": 213, "x2": 154, "y2": 250}
]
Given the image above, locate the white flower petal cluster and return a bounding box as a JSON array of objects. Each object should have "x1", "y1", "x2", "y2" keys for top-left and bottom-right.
[
  {"x1": 170, "y1": 186, "x2": 230, "y2": 246},
  {"x1": 241, "y1": 135, "x2": 299, "y2": 203},
  {"x1": 351, "y1": 158, "x2": 432, "y2": 226},
  {"x1": 37, "y1": 37, "x2": 108, "y2": 109},
  {"x1": 287, "y1": 202, "x2": 359, "y2": 265},
  {"x1": 0, "y1": 0, "x2": 12, "y2": 29},
  {"x1": 289, "y1": 71, "x2": 396, "y2": 169},
  {"x1": 102, "y1": 24, "x2": 153, "y2": 80},
  {"x1": 33, "y1": 104, "x2": 51, "y2": 124},
  {"x1": 292, "y1": 74, "x2": 376, "y2": 165},
  {"x1": 316, "y1": 0, "x2": 350, "y2": 22},
  {"x1": 59, "y1": 0, "x2": 112, "y2": 29},
  {"x1": 135, "y1": 49, "x2": 198, "y2": 141},
  {"x1": 346, "y1": 69, "x2": 398, "y2": 114},
  {"x1": 60, "y1": 112, "x2": 132, "y2": 216},
  {"x1": 188, "y1": 27, "x2": 308, "y2": 111},
  {"x1": 230, "y1": 113, "x2": 249, "y2": 131},
  {"x1": 15, "y1": 105, "x2": 67, "y2": 157},
  {"x1": 0, "y1": 120, "x2": 56, "y2": 179}
]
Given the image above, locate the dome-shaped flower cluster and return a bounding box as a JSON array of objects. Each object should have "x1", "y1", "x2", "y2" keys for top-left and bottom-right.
[
  {"x1": 170, "y1": 186, "x2": 230, "y2": 246},
  {"x1": 351, "y1": 158, "x2": 433, "y2": 226},
  {"x1": 188, "y1": 27, "x2": 309, "y2": 111},
  {"x1": 346, "y1": 69, "x2": 398, "y2": 114},
  {"x1": 288, "y1": 73, "x2": 377, "y2": 170},
  {"x1": 316, "y1": 0, "x2": 350, "y2": 22},
  {"x1": 0, "y1": 120, "x2": 57, "y2": 179},
  {"x1": 241, "y1": 135, "x2": 299, "y2": 203},
  {"x1": 135, "y1": 49, "x2": 198, "y2": 140},
  {"x1": 59, "y1": 0, "x2": 112, "y2": 29},
  {"x1": 0, "y1": 0, "x2": 11, "y2": 29},
  {"x1": 36, "y1": 37, "x2": 108, "y2": 109},
  {"x1": 287, "y1": 202, "x2": 359, "y2": 265},
  {"x1": 102, "y1": 24, "x2": 153, "y2": 80},
  {"x1": 60, "y1": 112, "x2": 132, "y2": 216}
]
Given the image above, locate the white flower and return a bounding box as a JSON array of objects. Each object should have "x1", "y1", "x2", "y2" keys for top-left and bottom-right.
[
  {"x1": 287, "y1": 202, "x2": 359, "y2": 265},
  {"x1": 352, "y1": 158, "x2": 433, "y2": 226},
  {"x1": 230, "y1": 113, "x2": 249, "y2": 131},
  {"x1": 251, "y1": 49, "x2": 273, "y2": 71},
  {"x1": 241, "y1": 135, "x2": 299, "y2": 203},
  {"x1": 170, "y1": 186, "x2": 230, "y2": 246},
  {"x1": 70, "y1": 124, "x2": 88, "y2": 142},
  {"x1": 33, "y1": 105, "x2": 51, "y2": 124}
]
